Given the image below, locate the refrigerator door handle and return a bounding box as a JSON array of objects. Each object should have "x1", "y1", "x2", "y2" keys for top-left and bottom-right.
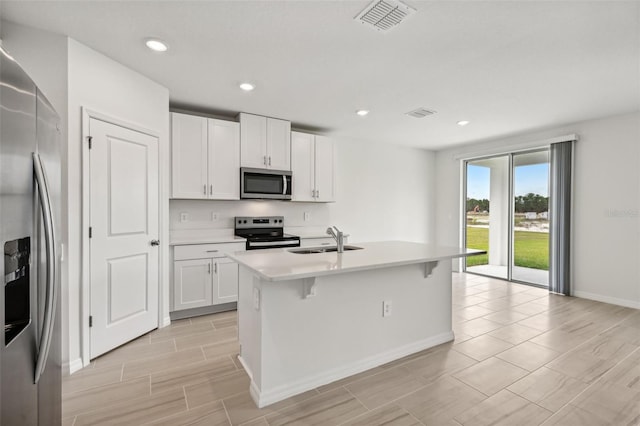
[{"x1": 33, "y1": 153, "x2": 57, "y2": 384}]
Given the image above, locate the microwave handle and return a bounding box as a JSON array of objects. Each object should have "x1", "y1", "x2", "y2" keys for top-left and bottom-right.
[{"x1": 283, "y1": 175, "x2": 288, "y2": 195}]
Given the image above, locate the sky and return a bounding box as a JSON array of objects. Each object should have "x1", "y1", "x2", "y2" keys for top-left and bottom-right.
[{"x1": 467, "y1": 163, "x2": 549, "y2": 200}]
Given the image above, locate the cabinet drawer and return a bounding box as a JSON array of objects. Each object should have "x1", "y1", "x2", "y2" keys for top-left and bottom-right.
[{"x1": 174, "y1": 242, "x2": 245, "y2": 260}]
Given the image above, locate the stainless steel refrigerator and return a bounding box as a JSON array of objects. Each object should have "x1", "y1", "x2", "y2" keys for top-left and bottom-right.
[{"x1": 1, "y1": 45, "x2": 62, "y2": 425}]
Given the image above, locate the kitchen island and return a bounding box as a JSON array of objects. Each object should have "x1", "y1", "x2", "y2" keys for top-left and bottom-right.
[{"x1": 227, "y1": 241, "x2": 484, "y2": 408}]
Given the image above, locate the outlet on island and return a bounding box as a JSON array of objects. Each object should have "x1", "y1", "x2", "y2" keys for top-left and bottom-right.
[{"x1": 180, "y1": 212, "x2": 189, "y2": 222}]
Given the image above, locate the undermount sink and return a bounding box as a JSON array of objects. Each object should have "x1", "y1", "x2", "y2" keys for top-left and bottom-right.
[{"x1": 289, "y1": 246, "x2": 363, "y2": 254}]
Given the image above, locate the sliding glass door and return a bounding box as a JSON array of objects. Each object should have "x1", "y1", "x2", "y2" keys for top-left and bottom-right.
[
  {"x1": 512, "y1": 151, "x2": 549, "y2": 286},
  {"x1": 464, "y1": 149, "x2": 550, "y2": 287},
  {"x1": 465, "y1": 155, "x2": 509, "y2": 280}
]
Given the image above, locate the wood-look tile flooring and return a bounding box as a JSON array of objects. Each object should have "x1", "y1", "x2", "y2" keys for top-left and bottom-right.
[{"x1": 63, "y1": 273, "x2": 640, "y2": 425}]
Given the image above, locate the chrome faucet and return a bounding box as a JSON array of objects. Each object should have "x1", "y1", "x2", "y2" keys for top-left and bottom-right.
[{"x1": 326, "y1": 226, "x2": 345, "y2": 253}]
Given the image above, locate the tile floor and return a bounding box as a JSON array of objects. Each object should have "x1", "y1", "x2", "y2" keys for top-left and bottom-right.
[{"x1": 62, "y1": 273, "x2": 640, "y2": 425}]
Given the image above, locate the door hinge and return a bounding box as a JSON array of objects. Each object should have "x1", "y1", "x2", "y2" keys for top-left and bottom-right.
[
  {"x1": 89, "y1": 227, "x2": 92, "y2": 238},
  {"x1": 87, "y1": 136, "x2": 93, "y2": 149},
  {"x1": 89, "y1": 316, "x2": 93, "y2": 327}
]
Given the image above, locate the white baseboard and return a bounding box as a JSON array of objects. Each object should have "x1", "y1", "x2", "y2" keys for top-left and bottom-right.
[
  {"x1": 236, "y1": 355, "x2": 253, "y2": 381},
  {"x1": 67, "y1": 358, "x2": 84, "y2": 375},
  {"x1": 573, "y1": 290, "x2": 640, "y2": 309},
  {"x1": 250, "y1": 331, "x2": 454, "y2": 408},
  {"x1": 161, "y1": 315, "x2": 171, "y2": 328}
]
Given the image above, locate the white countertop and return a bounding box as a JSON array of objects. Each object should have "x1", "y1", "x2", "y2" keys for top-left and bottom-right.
[
  {"x1": 169, "y1": 227, "x2": 344, "y2": 245},
  {"x1": 227, "y1": 241, "x2": 485, "y2": 282},
  {"x1": 169, "y1": 229, "x2": 246, "y2": 246}
]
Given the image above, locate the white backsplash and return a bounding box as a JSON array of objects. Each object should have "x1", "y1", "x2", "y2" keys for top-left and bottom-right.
[{"x1": 169, "y1": 199, "x2": 332, "y2": 231}]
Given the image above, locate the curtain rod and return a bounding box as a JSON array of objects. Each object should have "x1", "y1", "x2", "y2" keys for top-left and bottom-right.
[{"x1": 452, "y1": 133, "x2": 578, "y2": 161}]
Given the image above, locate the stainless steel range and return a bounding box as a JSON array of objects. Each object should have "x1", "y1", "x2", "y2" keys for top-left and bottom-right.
[{"x1": 234, "y1": 216, "x2": 300, "y2": 250}]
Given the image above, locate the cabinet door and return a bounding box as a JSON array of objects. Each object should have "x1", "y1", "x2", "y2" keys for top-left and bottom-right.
[
  {"x1": 171, "y1": 113, "x2": 208, "y2": 199},
  {"x1": 240, "y1": 113, "x2": 267, "y2": 168},
  {"x1": 291, "y1": 131, "x2": 315, "y2": 202},
  {"x1": 266, "y1": 118, "x2": 291, "y2": 170},
  {"x1": 314, "y1": 135, "x2": 335, "y2": 202},
  {"x1": 173, "y1": 259, "x2": 213, "y2": 311},
  {"x1": 208, "y1": 119, "x2": 240, "y2": 200},
  {"x1": 213, "y1": 258, "x2": 239, "y2": 305}
]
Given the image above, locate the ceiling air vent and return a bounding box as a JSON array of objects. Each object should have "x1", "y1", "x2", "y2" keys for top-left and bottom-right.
[
  {"x1": 405, "y1": 108, "x2": 436, "y2": 118},
  {"x1": 355, "y1": 0, "x2": 416, "y2": 32}
]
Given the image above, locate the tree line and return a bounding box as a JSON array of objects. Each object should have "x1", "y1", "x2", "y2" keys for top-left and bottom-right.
[{"x1": 467, "y1": 193, "x2": 549, "y2": 213}]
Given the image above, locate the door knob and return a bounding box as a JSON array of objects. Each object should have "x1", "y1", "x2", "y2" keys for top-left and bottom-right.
[{"x1": 150, "y1": 240, "x2": 160, "y2": 246}]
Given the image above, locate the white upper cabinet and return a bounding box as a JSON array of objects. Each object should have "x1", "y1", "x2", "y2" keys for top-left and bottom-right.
[
  {"x1": 314, "y1": 135, "x2": 335, "y2": 202},
  {"x1": 239, "y1": 112, "x2": 291, "y2": 170},
  {"x1": 239, "y1": 113, "x2": 267, "y2": 168},
  {"x1": 208, "y1": 118, "x2": 240, "y2": 200},
  {"x1": 171, "y1": 112, "x2": 240, "y2": 200},
  {"x1": 291, "y1": 132, "x2": 315, "y2": 201},
  {"x1": 267, "y1": 118, "x2": 291, "y2": 170},
  {"x1": 291, "y1": 131, "x2": 335, "y2": 203},
  {"x1": 171, "y1": 112, "x2": 208, "y2": 199}
]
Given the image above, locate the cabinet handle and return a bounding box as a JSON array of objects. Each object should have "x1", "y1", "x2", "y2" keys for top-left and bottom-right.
[
  {"x1": 311, "y1": 189, "x2": 315, "y2": 198},
  {"x1": 206, "y1": 250, "x2": 219, "y2": 253},
  {"x1": 263, "y1": 155, "x2": 267, "y2": 165},
  {"x1": 203, "y1": 184, "x2": 207, "y2": 195},
  {"x1": 210, "y1": 184, "x2": 213, "y2": 195},
  {"x1": 317, "y1": 189, "x2": 319, "y2": 198},
  {"x1": 208, "y1": 263, "x2": 211, "y2": 274},
  {"x1": 268, "y1": 156, "x2": 272, "y2": 166},
  {"x1": 214, "y1": 263, "x2": 218, "y2": 274}
]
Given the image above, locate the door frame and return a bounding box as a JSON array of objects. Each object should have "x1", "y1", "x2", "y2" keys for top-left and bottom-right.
[
  {"x1": 81, "y1": 107, "x2": 164, "y2": 367},
  {"x1": 461, "y1": 148, "x2": 552, "y2": 287}
]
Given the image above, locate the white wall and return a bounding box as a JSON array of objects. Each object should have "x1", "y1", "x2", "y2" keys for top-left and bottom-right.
[
  {"x1": 330, "y1": 138, "x2": 435, "y2": 243},
  {"x1": 170, "y1": 138, "x2": 435, "y2": 244},
  {"x1": 67, "y1": 39, "x2": 170, "y2": 369},
  {"x1": 1, "y1": 20, "x2": 71, "y2": 367},
  {"x1": 435, "y1": 112, "x2": 640, "y2": 308}
]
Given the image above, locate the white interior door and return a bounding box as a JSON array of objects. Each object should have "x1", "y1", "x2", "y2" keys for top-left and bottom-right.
[{"x1": 89, "y1": 118, "x2": 159, "y2": 358}]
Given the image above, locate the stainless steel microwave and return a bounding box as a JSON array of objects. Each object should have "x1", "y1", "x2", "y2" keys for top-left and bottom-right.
[{"x1": 240, "y1": 167, "x2": 292, "y2": 200}]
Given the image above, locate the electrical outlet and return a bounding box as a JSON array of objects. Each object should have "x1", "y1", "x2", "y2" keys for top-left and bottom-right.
[
  {"x1": 180, "y1": 212, "x2": 189, "y2": 222},
  {"x1": 304, "y1": 212, "x2": 310, "y2": 222},
  {"x1": 211, "y1": 212, "x2": 218, "y2": 221},
  {"x1": 382, "y1": 300, "x2": 392, "y2": 317}
]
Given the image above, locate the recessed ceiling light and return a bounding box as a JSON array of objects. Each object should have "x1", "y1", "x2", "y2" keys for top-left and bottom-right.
[
  {"x1": 239, "y1": 83, "x2": 255, "y2": 92},
  {"x1": 457, "y1": 120, "x2": 470, "y2": 126},
  {"x1": 145, "y1": 39, "x2": 168, "y2": 52},
  {"x1": 356, "y1": 110, "x2": 369, "y2": 116}
]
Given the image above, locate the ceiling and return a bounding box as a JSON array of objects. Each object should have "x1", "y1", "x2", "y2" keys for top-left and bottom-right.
[{"x1": 2, "y1": 1, "x2": 639, "y2": 150}]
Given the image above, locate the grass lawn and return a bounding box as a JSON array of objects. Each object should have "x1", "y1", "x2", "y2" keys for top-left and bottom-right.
[{"x1": 466, "y1": 226, "x2": 549, "y2": 270}]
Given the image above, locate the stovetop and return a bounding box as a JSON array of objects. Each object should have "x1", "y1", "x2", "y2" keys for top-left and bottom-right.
[{"x1": 234, "y1": 216, "x2": 299, "y2": 241}]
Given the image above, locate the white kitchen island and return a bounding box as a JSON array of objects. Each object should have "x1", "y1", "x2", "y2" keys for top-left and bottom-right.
[{"x1": 227, "y1": 241, "x2": 484, "y2": 408}]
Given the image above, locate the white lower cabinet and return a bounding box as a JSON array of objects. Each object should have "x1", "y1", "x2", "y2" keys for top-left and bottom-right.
[
  {"x1": 212, "y1": 257, "x2": 239, "y2": 305},
  {"x1": 172, "y1": 242, "x2": 244, "y2": 312},
  {"x1": 173, "y1": 258, "x2": 213, "y2": 311}
]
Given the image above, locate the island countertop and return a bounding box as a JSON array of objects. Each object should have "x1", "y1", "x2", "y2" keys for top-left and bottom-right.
[{"x1": 227, "y1": 240, "x2": 484, "y2": 282}]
